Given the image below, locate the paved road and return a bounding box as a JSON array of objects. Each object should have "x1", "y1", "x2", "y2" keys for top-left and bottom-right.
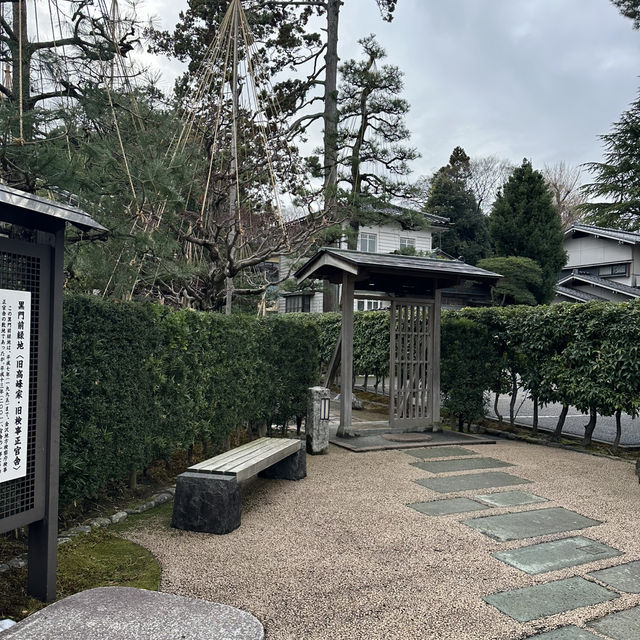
[{"x1": 489, "y1": 393, "x2": 640, "y2": 447}]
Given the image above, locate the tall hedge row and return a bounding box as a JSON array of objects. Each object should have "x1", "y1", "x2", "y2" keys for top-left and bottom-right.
[
  {"x1": 449, "y1": 301, "x2": 640, "y2": 446},
  {"x1": 60, "y1": 296, "x2": 319, "y2": 508},
  {"x1": 310, "y1": 303, "x2": 640, "y2": 446}
]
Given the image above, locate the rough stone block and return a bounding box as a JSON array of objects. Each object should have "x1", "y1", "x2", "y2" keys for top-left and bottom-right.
[
  {"x1": 110, "y1": 511, "x2": 128, "y2": 524},
  {"x1": 172, "y1": 472, "x2": 241, "y2": 535},
  {"x1": 259, "y1": 447, "x2": 306, "y2": 481}
]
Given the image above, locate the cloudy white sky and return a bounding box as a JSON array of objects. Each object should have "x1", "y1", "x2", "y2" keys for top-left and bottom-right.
[{"x1": 140, "y1": 0, "x2": 640, "y2": 181}]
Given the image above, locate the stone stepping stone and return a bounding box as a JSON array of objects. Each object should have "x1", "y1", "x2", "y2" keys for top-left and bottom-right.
[
  {"x1": 527, "y1": 626, "x2": 601, "y2": 639},
  {"x1": 412, "y1": 456, "x2": 513, "y2": 473},
  {"x1": 404, "y1": 446, "x2": 475, "y2": 459},
  {"x1": 475, "y1": 490, "x2": 547, "y2": 508},
  {"x1": 493, "y1": 536, "x2": 623, "y2": 575},
  {"x1": 587, "y1": 606, "x2": 640, "y2": 639},
  {"x1": 464, "y1": 507, "x2": 601, "y2": 542},
  {"x1": 408, "y1": 497, "x2": 489, "y2": 516},
  {"x1": 588, "y1": 560, "x2": 640, "y2": 593},
  {"x1": 484, "y1": 576, "x2": 618, "y2": 623},
  {"x1": 416, "y1": 471, "x2": 530, "y2": 494}
]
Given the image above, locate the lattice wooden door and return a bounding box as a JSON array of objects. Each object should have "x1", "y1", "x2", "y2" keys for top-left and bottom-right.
[{"x1": 389, "y1": 302, "x2": 432, "y2": 429}]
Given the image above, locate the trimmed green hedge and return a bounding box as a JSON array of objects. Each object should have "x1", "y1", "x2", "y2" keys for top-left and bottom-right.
[
  {"x1": 60, "y1": 297, "x2": 319, "y2": 508},
  {"x1": 60, "y1": 299, "x2": 640, "y2": 509},
  {"x1": 311, "y1": 303, "x2": 640, "y2": 445}
]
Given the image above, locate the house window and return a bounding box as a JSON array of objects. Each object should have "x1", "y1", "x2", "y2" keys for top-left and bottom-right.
[
  {"x1": 599, "y1": 264, "x2": 628, "y2": 277},
  {"x1": 359, "y1": 232, "x2": 377, "y2": 253},
  {"x1": 357, "y1": 300, "x2": 365, "y2": 311},
  {"x1": 285, "y1": 294, "x2": 312, "y2": 313},
  {"x1": 367, "y1": 300, "x2": 381, "y2": 310},
  {"x1": 400, "y1": 237, "x2": 415, "y2": 250}
]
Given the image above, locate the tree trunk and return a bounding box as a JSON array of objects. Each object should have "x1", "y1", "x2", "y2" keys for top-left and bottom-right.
[
  {"x1": 458, "y1": 415, "x2": 464, "y2": 432},
  {"x1": 509, "y1": 370, "x2": 517, "y2": 429},
  {"x1": 128, "y1": 467, "x2": 137, "y2": 491},
  {"x1": 296, "y1": 415, "x2": 303, "y2": 436},
  {"x1": 582, "y1": 406, "x2": 597, "y2": 446},
  {"x1": 494, "y1": 392, "x2": 503, "y2": 426},
  {"x1": 12, "y1": 0, "x2": 32, "y2": 141},
  {"x1": 364, "y1": 373, "x2": 368, "y2": 392},
  {"x1": 613, "y1": 409, "x2": 622, "y2": 452},
  {"x1": 532, "y1": 395, "x2": 538, "y2": 434},
  {"x1": 322, "y1": 0, "x2": 341, "y2": 312},
  {"x1": 552, "y1": 404, "x2": 569, "y2": 441},
  {"x1": 323, "y1": 0, "x2": 340, "y2": 212}
]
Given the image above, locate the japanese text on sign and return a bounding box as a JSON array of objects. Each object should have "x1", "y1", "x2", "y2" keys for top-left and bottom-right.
[{"x1": 0, "y1": 289, "x2": 30, "y2": 483}]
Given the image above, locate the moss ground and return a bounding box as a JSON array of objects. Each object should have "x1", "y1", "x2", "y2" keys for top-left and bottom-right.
[{"x1": 0, "y1": 505, "x2": 169, "y2": 622}]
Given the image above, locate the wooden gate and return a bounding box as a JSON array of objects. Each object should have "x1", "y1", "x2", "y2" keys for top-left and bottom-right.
[{"x1": 389, "y1": 301, "x2": 433, "y2": 429}]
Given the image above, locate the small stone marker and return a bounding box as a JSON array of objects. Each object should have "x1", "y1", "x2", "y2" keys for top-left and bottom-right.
[
  {"x1": 306, "y1": 386, "x2": 330, "y2": 455},
  {"x1": 416, "y1": 471, "x2": 529, "y2": 494},
  {"x1": 404, "y1": 446, "x2": 475, "y2": 459},
  {"x1": 408, "y1": 498, "x2": 489, "y2": 516},
  {"x1": 411, "y1": 457, "x2": 513, "y2": 474},
  {"x1": 464, "y1": 507, "x2": 601, "y2": 542},
  {"x1": 588, "y1": 560, "x2": 640, "y2": 593},
  {"x1": 474, "y1": 491, "x2": 547, "y2": 508},
  {"x1": 484, "y1": 576, "x2": 618, "y2": 622},
  {"x1": 528, "y1": 626, "x2": 602, "y2": 639},
  {"x1": 493, "y1": 536, "x2": 623, "y2": 575},
  {"x1": 587, "y1": 606, "x2": 640, "y2": 639}
]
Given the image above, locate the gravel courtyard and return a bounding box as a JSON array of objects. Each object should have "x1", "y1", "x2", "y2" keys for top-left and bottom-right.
[{"x1": 125, "y1": 440, "x2": 640, "y2": 640}]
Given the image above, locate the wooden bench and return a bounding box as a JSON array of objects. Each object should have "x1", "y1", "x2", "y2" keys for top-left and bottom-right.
[{"x1": 171, "y1": 437, "x2": 306, "y2": 535}]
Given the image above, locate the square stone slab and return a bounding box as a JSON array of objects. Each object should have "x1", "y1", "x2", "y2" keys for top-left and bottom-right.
[
  {"x1": 484, "y1": 577, "x2": 618, "y2": 622},
  {"x1": 588, "y1": 606, "x2": 640, "y2": 639},
  {"x1": 464, "y1": 508, "x2": 601, "y2": 542},
  {"x1": 475, "y1": 491, "x2": 548, "y2": 508},
  {"x1": 416, "y1": 471, "x2": 530, "y2": 494},
  {"x1": 493, "y1": 536, "x2": 623, "y2": 575},
  {"x1": 528, "y1": 626, "x2": 602, "y2": 639},
  {"x1": 404, "y1": 446, "x2": 475, "y2": 459},
  {"x1": 412, "y1": 457, "x2": 514, "y2": 473},
  {"x1": 588, "y1": 561, "x2": 640, "y2": 593},
  {"x1": 408, "y1": 498, "x2": 489, "y2": 516}
]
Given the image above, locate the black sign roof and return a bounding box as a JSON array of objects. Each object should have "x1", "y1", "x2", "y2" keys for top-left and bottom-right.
[{"x1": 0, "y1": 183, "x2": 106, "y2": 233}]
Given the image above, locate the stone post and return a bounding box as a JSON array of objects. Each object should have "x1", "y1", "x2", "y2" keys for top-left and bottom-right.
[{"x1": 307, "y1": 386, "x2": 330, "y2": 455}]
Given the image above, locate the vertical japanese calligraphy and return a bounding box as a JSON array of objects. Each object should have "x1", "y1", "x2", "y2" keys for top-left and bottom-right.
[{"x1": 0, "y1": 289, "x2": 31, "y2": 483}]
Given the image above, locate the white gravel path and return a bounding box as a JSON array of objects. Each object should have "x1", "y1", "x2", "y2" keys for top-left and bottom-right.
[{"x1": 124, "y1": 441, "x2": 640, "y2": 640}]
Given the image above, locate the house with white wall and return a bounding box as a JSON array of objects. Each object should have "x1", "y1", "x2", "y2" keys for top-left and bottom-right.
[
  {"x1": 555, "y1": 223, "x2": 640, "y2": 302},
  {"x1": 277, "y1": 203, "x2": 449, "y2": 313}
]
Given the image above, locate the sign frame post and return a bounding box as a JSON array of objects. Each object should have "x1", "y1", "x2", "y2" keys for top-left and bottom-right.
[{"x1": 0, "y1": 186, "x2": 105, "y2": 602}]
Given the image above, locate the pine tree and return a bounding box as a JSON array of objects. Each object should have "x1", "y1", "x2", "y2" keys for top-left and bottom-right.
[
  {"x1": 581, "y1": 93, "x2": 640, "y2": 230},
  {"x1": 425, "y1": 147, "x2": 491, "y2": 265},
  {"x1": 489, "y1": 159, "x2": 566, "y2": 303},
  {"x1": 336, "y1": 35, "x2": 419, "y2": 247}
]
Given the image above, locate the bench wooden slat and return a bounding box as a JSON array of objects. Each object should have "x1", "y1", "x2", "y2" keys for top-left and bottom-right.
[
  {"x1": 189, "y1": 438, "x2": 269, "y2": 471},
  {"x1": 189, "y1": 438, "x2": 283, "y2": 473},
  {"x1": 213, "y1": 439, "x2": 294, "y2": 473},
  {"x1": 189, "y1": 438, "x2": 271, "y2": 472},
  {"x1": 218, "y1": 442, "x2": 300, "y2": 482},
  {"x1": 188, "y1": 437, "x2": 301, "y2": 482}
]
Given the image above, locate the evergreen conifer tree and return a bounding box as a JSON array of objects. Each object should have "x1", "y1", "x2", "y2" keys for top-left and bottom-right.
[
  {"x1": 582, "y1": 93, "x2": 640, "y2": 230},
  {"x1": 425, "y1": 147, "x2": 491, "y2": 265},
  {"x1": 489, "y1": 159, "x2": 566, "y2": 303}
]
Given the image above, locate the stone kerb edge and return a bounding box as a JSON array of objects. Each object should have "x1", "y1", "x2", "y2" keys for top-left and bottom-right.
[{"x1": 0, "y1": 488, "x2": 176, "y2": 574}]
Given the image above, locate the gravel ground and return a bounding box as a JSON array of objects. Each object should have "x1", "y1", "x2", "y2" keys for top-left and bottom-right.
[{"x1": 125, "y1": 441, "x2": 640, "y2": 640}]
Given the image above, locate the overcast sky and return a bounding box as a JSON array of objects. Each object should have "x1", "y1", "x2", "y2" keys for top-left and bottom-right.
[{"x1": 142, "y1": 0, "x2": 640, "y2": 181}]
